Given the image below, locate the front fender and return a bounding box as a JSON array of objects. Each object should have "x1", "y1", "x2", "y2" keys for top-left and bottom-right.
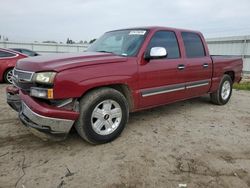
[
  {"x1": 53, "y1": 60, "x2": 138, "y2": 99},
  {"x1": 78, "y1": 75, "x2": 133, "y2": 94}
]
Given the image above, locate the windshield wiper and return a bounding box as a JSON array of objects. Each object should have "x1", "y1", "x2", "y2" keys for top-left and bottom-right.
[{"x1": 96, "y1": 50, "x2": 113, "y2": 54}]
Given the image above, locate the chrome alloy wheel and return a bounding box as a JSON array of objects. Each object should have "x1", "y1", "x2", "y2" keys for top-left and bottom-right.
[
  {"x1": 221, "y1": 80, "x2": 231, "y2": 100},
  {"x1": 6, "y1": 69, "x2": 13, "y2": 84},
  {"x1": 91, "y1": 100, "x2": 122, "y2": 135}
]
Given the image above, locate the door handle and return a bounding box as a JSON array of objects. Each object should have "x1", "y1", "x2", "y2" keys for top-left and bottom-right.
[
  {"x1": 203, "y1": 63, "x2": 209, "y2": 68},
  {"x1": 178, "y1": 64, "x2": 185, "y2": 70}
]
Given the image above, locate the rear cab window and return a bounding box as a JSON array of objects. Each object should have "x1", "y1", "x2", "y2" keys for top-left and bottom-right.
[
  {"x1": 181, "y1": 32, "x2": 206, "y2": 58},
  {"x1": 147, "y1": 31, "x2": 180, "y2": 59}
]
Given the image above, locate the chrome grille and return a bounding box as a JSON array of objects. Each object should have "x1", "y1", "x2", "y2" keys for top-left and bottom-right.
[{"x1": 13, "y1": 68, "x2": 34, "y2": 82}]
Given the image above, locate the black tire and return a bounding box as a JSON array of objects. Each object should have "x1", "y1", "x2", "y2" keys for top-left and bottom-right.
[
  {"x1": 75, "y1": 87, "x2": 129, "y2": 144},
  {"x1": 210, "y1": 74, "x2": 233, "y2": 105},
  {"x1": 4, "y1": 68, "x2": 14, "y2": 84}
]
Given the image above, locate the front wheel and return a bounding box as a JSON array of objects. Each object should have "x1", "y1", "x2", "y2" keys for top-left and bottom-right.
[
  {"x1": 75, "y1": 88, "x2": 129, "y2": 144},
  {"x1": 210, "y1": 74, "x2": 233, "y2": 105}
]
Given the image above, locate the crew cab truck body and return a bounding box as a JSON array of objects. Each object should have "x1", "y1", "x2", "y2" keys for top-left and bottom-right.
[{"x1": 6, "y1": 26, "x2": 243, "y2": 144}]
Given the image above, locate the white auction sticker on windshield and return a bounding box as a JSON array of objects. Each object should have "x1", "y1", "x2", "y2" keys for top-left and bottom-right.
[{"x1": 129, "y1": 30, "x2": 146, "y2": 35}]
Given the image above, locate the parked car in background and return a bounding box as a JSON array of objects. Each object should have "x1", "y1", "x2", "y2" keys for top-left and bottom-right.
[
  {"x1": 6, "y1": 26, "x2": 243, "y2": 144},
  {"x1": 10, "y1": 48, "x2": 39, "y2": 57},
  {"x1": 0, "y1": 48, "x2": 28, "y2": 84}
]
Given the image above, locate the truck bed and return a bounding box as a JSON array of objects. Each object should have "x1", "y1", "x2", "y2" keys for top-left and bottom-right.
[{"x1": 209, "y1": 55, "x2": 243, "y2": 93}]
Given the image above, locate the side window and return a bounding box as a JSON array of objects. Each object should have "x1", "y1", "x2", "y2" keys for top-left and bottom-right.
[
  {"x1": 147, "y1": 31, "x2": 180, "y2": 59},
  {"x1": 181, "y1": 32, "x2": 206, "y2": 58},
  {"x1": 0, "y1": 50, "x2": 16, "y2": 58}
]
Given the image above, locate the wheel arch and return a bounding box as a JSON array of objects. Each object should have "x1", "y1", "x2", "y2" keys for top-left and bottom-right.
[
  {"x1": 80, "y1": 83, "x2": 134, "y2": 112},
  {"x1": 224, "y1": 71, "x2": 235, "y2": 82}
]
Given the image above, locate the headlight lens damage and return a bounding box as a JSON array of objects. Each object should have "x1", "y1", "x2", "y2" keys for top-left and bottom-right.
[{"x1": 33, "y1": 72, "x2": 56, "y2": 84}]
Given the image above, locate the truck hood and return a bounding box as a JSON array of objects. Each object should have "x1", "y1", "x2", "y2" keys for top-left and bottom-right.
[{"x1": 16, "y1": 52, "x2": 127, "y2": 72}]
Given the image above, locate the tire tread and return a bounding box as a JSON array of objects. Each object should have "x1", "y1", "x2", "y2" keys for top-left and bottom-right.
[
  {"x1": 75, "y1": 87, "x2": 129, "y2": 144},
  {"x1": 210, "y1": 74, "x2": 232, "y2": 105}
]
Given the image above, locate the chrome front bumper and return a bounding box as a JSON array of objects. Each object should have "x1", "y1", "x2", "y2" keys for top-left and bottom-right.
[
  {"x1": 6, "y1": 88, "x2": 21, "y2": 112},
  {"x1": 19, "y1": 102, "x2": 75, "y2": 140}
]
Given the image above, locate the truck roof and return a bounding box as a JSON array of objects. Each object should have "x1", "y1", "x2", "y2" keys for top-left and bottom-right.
[{"x1": 109, "y1": 26, "x2": 201, "y2": 34}]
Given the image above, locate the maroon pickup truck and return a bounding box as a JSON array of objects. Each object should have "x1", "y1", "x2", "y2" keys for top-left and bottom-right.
[{"x1": 6, "y1": 26, "x2": 243, "y2": 144}]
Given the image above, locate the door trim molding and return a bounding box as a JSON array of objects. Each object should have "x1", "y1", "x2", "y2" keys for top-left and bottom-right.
[
  {"x1": 141, "y1": 79, "x2": 210, "y2": 97},
  {"x1": 186, "y1": 80, "x2": 209, "y2": 89}
]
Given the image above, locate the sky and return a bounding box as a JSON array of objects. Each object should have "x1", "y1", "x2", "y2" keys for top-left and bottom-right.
[{"x1": 1, "y1": 0, "x2": 250, "y2": 43}]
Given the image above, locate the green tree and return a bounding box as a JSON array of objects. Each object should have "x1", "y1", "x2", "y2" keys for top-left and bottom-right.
[{"x1": 89, "y1": 39, "x2": 96, "y2": 44}]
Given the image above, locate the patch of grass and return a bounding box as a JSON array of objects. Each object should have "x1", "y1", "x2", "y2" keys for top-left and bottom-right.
[{"x1": 233, "y1": 82, "x2": 250, "y2": 91}]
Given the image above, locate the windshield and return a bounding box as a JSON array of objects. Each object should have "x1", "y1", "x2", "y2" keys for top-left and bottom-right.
[{"x1": 87, "y1": 29, "x2": 147, "y2": 57}]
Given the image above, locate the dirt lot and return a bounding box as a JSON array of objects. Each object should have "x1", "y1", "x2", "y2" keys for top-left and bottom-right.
[{"x1": 0, "y1": 84, "x2": 250, "y2": 188}]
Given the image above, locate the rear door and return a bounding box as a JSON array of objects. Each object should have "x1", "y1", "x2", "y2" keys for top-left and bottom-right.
[
  {"x1": 138, "y1": 30, "x2": 187, "y2": 108},
  {"x1": 181, "y1": 32, "x2": 212, "y2": 97}
]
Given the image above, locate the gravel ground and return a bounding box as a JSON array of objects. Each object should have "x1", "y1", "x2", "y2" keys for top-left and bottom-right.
[{"x1": 0, "y1": 84, "x2": 250, "y2": 188}]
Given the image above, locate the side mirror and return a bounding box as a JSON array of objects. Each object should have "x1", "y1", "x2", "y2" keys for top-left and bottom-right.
[{"x1": 145, "y1": 47, "x2": 167, "y2": 61}]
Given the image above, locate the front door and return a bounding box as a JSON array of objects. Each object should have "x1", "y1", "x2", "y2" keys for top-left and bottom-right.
[{"x1": 138, "y1": 30, "x2": 187, "y2": 108}]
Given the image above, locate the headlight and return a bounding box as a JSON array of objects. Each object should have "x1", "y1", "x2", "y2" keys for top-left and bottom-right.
[{"x1": 33, "y1": 72, "x2": 56, "y2": 84}]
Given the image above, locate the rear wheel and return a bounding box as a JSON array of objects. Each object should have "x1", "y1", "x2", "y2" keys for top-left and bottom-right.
[
  {"x1": 75, "y1": 88, "x2": 129, "y2": 144},
  {"x1": 4, "y1": 68, "x2": 14, "y2": 84},
  {"x1": 210, "y1": 74, "x2": 233, "y2": 105}
]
